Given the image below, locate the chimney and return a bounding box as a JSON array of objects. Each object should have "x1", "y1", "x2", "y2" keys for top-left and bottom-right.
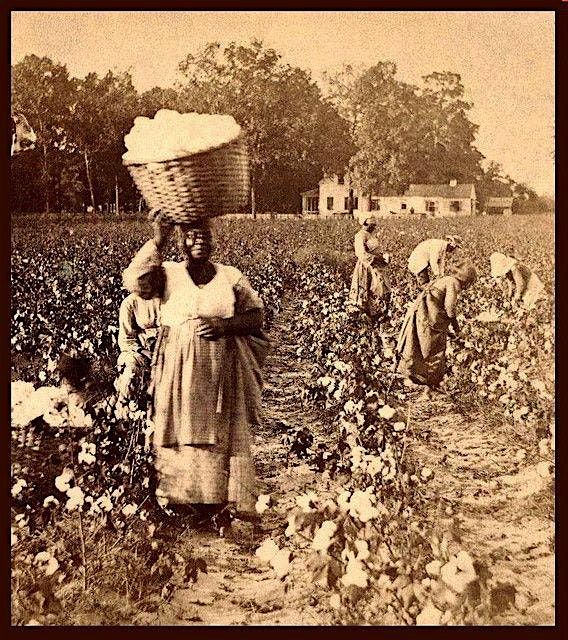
[{"x1": 449, "y1": 179, "x2": 458, "y2": 187}]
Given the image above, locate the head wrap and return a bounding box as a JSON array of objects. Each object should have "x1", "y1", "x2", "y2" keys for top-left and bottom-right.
[
  {"x1": 362, "y1": 215, "x2": 378, "y2": 227},
  {"x1": 453, "y1": 262, "x2": 477, "y2": 287},
  {"x1": 445, "y1": 235, "x2": 463, "y2": 248},
  {"x1": 490, "y1": 252, "x2": 517, "y2": 278},
  {"x1": 122, "y1": 240, "x2": 162, "y2": 294}
]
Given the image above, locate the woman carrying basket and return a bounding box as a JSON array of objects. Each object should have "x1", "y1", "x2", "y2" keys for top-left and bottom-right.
[
  {"x1": 396, "y1": 263, "x2": 477, "y2": 388},
  {"x1": 123, "y1": 218, "x2": 267, "y2": 529}
]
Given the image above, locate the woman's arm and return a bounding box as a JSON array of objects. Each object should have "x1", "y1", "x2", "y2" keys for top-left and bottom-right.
[
  {"x1": 117, "y1": 298, "x2": 143, "y2": 354},
  {"x1": 196, "y1": 309, "x2": 263, "y2": 341},
  {"x1": 152, "y1": 220, "x2": 174, "y2": 252},
  {"x1": 444, "y1": 279, "x2": 461, "y2": 333},
  {"x1": 510, "y1": 265, "x2": 527, "y2": 302},
  {"x1": 431, "y1": 241, "x2": 446, "y2": 277},
  {"x1": 123, "y1": 223, "x2": 173, "y2": 296}
]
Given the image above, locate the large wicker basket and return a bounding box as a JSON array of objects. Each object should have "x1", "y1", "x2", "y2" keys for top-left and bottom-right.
[{"x1": 124, "y1": 136, "x2": 250, "y2": 224}]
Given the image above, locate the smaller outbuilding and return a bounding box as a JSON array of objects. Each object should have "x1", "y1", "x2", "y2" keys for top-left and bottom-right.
[{"x1": 484, "y1": 197, "x2": 514, "y2": 215}]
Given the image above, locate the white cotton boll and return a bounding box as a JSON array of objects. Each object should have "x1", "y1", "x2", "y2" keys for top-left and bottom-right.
[{"x1": 255, "y1": 538, "x2": 280, "y2": 563}]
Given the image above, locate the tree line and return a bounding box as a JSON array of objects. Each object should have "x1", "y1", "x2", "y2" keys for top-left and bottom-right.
[{"x1": 11, "y1": 40, "x2": 551, "y2": 215}]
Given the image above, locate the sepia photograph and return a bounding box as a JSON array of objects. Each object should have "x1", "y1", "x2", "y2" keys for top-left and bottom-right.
[{"x1": 10, "y1": 8, "x2": 555, "y2": 626}]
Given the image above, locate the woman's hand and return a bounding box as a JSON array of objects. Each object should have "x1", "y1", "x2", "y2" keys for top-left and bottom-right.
[
  {"x1": 152, "y1": 220, "x2": 174, "y2": 251},
  {"x1": 195, "y1": 318, "x2": 227, "y2": 341},
  {"x1": 195, "y1": 310, "x2": 263, "y2": 340},
  {"x1": 449, "y1": 317, "x2": 460, "y2": 336}
]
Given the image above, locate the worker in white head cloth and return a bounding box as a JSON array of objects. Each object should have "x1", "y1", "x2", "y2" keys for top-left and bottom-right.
[
  {"x1": 490, "y1": 251, "x2": 546, "y2": 311},
  {"x1": 407, "y1": 235, "x2": 463, "y2": 286},
  {"x1": 115, "y1": 245, "x2": 163, "y2": 401}
]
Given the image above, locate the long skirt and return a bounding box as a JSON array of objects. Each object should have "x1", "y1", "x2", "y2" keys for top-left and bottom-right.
[
  {"x1": 349, "y1": 261, "x2": 391, "y2": 318},
  {"x1": 149, "y1": 321, "x2": 266, "y2": 514},
  {"x1": 396, "y1": 287, "x2": 450, "y2": 386}
]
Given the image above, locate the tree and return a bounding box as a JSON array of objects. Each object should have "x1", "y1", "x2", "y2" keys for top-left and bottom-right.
[
  {"x1": 328, "y1": 61, "x2": 421, "y2": 196},
  {"x1": 67, "y1": 70, "x2": 139, "y2": 211},
  {"x1": 138, "y1": 86, "x2": 183, "y2": 117},
  {"x1": 324, "y1": 64, "x2": 485, "y2": 199},
  {"x1": 475, "y1": 161, "x2": 512, "y2": 211},
  {"x1": 413, "y1": 71, "x2": 484, "y2": 184},
  {"x1": 177, "y1": 40, "x2": 353, "y2": 213},
  {"x1": 11, "y1": 55, "x2": 77, "y2": 212}
]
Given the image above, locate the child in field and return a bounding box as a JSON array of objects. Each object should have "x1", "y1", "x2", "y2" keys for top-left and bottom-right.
[{"x1": 115, "y1": 263, "x2": 162, "y2": 401}]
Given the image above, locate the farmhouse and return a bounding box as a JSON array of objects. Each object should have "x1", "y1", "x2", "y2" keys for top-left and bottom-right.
[
  {"x1": 484, "y1": 196, "x2": 513, "y2": 215},
  {"x1": 302, "y1": 175, "x2": 477, "y2": 219}
]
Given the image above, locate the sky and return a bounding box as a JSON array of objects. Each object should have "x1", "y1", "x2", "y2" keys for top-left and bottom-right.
[{"x1": 11, "y1": 11, "x2": 555, "y2": 195}]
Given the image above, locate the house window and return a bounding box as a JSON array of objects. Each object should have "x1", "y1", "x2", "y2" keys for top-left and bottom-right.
[
  {"x1": 327, "y1": 197, "x2": 334, "y2": 210},
  {"x1": 450, "y1": 200, "x2": 461, "y2": 212},
  {"x1": 337, "y1": 177, "x2": 344, "y2": 185},
  {"x1": 370, "y1": 199, "x2": 380, "y2": 211},
  {"x1": 425, "y1": 200, "x2": 437, "y2": 213},
  {"x1": 401, "y1": 203, "x2": 407, "y2": 210},
  {"x1": 344, "y1": 196, "x2": 359, "y2": 210},
  {"x1": 306, "y1": 197, "x2": 318, "y2": 212}
]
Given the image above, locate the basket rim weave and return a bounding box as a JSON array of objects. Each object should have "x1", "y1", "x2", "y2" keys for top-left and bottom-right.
[{"x1": 122, "y1": 134, "x2": 246, "y2": 168}]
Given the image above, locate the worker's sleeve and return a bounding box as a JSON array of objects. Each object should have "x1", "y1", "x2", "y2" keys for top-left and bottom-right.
[
  {"x1": 431, "y1": 241, "x2": 446, "y2": 277},
  {"x1": 510, "y1": 265, "x2": 527, "y2": 301},
  {"x1": 118, "y1": 299, "x2": 142, "y2": 354}
]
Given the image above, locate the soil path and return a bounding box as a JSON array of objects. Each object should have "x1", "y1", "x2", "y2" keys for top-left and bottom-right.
[
  {"x1": 407, "y1": 394, "x2": 554, "y2": 625},
  {"x1": 136, "y1": 297, "x2": 554, "y2": 626}
]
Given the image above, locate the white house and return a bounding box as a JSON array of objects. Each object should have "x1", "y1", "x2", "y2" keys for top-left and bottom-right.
[
  {"x1": 301, "y1": 176, "x2": 477, "y2": 219},
  {"x1": 403, "y1": 181, "x2": 477, "y2": 216}
]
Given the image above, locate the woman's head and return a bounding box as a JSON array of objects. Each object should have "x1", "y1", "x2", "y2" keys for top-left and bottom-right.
[
  {"x1": 123, "y1": 264, "x2": 164, "y2": 299},
  {"x1": 177, "y1": 221, "x2": 214, "y2": 263},
  {"x1": 57, "y1": 352, "x2": 91, "y2": 391},
  {"x1": 362, "y1": 216, "x2": 378, "y2": 233},
  {"x1": 445, "y1": 235, "x2": 463, "y2": 252},
  {"x1": 122, "y1": 258, "x2": 165, "y2": 300},
  {"x1": 453, "y1": 262, "x2": 477, "y2": 289},
  {"x1": 490, "y1": 252, "x2": 516, "y2": 278}
]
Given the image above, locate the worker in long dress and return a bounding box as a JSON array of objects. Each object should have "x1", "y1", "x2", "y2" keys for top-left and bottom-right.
[{"x1": 348, "y1": 215, "x2": 391, "y2": 320}]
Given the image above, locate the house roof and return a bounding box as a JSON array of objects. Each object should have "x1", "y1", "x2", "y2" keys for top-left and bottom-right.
[
  {"x1": 486, "y1": 197, "x2": 513, "y2": 207},
  {"x1": 301, "y1": 188, "x2": 319, "y2": 197},
  {"x1": 404, "y1": 183, "x2": 475, "y2": 198}
]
